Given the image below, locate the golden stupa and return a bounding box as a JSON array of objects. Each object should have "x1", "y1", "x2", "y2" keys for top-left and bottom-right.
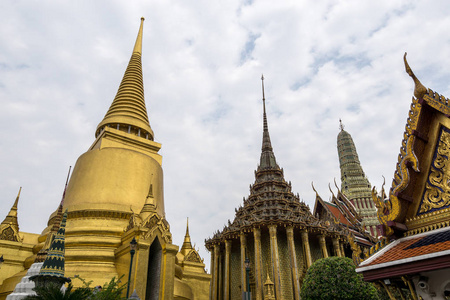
[{"x1": 0, "y1": 18, "x2": 210, "y2": 300}]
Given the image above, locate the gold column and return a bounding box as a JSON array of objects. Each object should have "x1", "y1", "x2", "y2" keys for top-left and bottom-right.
[
  {"x1": 379, "y1": 281, "x2": 396, "y2": 300},
  {"x1": 210, "y1": 249, "x2": 215, "y2": 300},
  {"x1": 332, "y1": 237, "x2": 341, "y2": 257},
  {"x1": 286, "y1": 226, "x2": 300, "y2": 300},
  {"x1": 339, "y1": 241, "x2": 345, "y2": 258},
  {"x1": 161, "y1": 244, "x2": 178, "y2": 300},
  {"x1": 224, "y1": 240, "x2": 231, "y2": 300},
  {"x1": 240, "y1": 232, "x2": 247, "y2": 295},
  {"x1": 268, "y1": 225, "x2": 282, "y2": 300},
  {"x1": 319, "y1": 235, "x2": 328, "y2": 258},
  {"x1": 253, "y1": 228, "x2": 263, "y2": 300},
  {"x1": 213, "y1": 244, "x2": 220, "y2": 300},
  {"x1": 301, "y1": 229, "x2": 312, "y2": 268}
]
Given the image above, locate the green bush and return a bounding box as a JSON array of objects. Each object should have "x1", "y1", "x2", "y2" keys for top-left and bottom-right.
[{"x1": 300, "y1": 257, "x2": 379, "y2": 300}]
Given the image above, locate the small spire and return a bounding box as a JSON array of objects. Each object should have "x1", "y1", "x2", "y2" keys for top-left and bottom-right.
[
  {"x1": 181, "y1": 217, "x2": 193, "y2": 255},
  {"x1": 259, "y1": 75, "x2": 278, "y2": 169},
  {"x1": 31, "y1": 210, "x2": 70, "y2": 286},
  {"x1": 186, "y1": 217, "x2": 190, "y2": 236},
  {"x1": 133, "y1": 17, "x2": 145, "y2": 55},
  {"x1": 339, "y1": 119, "x2": 345, "y2": 131},
  {"x1": 0, "y1": 187, "x2": 22, "y2": 242}
]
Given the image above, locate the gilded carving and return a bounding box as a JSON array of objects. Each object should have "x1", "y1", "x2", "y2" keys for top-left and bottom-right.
[
  {"x1": 419, "y1": 126, "x2": 450, "y2": 214},
  {"x1": 185, "y1": 250, "x2": 202, "y2": 263},
  {"x1": 0, "y1": 226, "x2": 19, "y2": 242}
]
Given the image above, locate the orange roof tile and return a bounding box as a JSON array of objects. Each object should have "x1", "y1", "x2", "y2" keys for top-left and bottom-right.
[
  {"x1": 324, "y1": 202, "x2": 352, "y2": 226},
  {"x1": 358, "y1": 227, "x2": 450, "y2": 270}
]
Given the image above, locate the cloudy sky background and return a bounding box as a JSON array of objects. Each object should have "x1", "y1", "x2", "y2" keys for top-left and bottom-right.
[{"x1": 1, "y1": 0, "x2": 450, "y2": 270}]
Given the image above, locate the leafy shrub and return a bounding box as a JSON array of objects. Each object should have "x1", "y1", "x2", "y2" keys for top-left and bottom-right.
[{"x1": 300, "y1": 256, "x2": 379, "y2": 300}]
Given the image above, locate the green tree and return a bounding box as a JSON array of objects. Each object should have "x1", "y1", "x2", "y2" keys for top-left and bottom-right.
[
  {"x1": 23, "y1": 282, "x2": 91, "y2": 300},
  {"x1": 300, "y1": 256, "x2": 379, "y2": 300},
  {"x1": 89, "y1": 277, "x2": 127, "y2": 300}
]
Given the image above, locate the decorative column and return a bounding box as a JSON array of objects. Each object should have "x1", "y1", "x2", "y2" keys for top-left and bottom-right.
[
  {"x1": 240, "y1": 233, "x2": 247, "y2": 295},
  {"x1": 268, "y1": 225, "x2": 282, "y2": 300},
  {"x1": 210, "y1": 249, "x2": 215, "y2": 300},
  {"x1": 339, "y1": 240, "x2": 345, "y2": 258},
  {"x1": 253, "y1": 228, "x2": 263, "y2": 300},
  {"x1": 213, "y1": 244, "x2": 220, "y2": 300},
  {"x1": 332, "y1": 237, "x2": 341, "y2": 257},
  {"x1": 286, "y1": 226, "x2": 300, "y2": 300},
  {"x1": 318, "y1": 235, "x2": 328, "y2": 258},
  {"x1": 224, "y1": 240, "x2": 231, "y2": 300},
  {"x1": 301, "y1": 229, "x2": 312, "y2": 268}
]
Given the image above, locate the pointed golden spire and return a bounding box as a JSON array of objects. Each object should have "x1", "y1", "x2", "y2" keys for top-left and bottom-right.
[
  {"x1": 2, "y1": 187, "x2": 20, "y2": 224},
  {"x1": 259, "y1": 74, "x2": 278, "y2": 169},
  {"x1": 96, "y1": 17, "x2": 154, "y2": 140},
  {"x1": 0, "y1": 187, "x2": 22, "y2": 242},
  {"x1": 181, "y1": 218, "x2": 193, "y2": 255}
]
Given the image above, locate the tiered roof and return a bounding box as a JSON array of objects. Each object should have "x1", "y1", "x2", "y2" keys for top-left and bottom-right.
[{"x1": 206, "y1": 77, "x2": 347, "y2": 245}]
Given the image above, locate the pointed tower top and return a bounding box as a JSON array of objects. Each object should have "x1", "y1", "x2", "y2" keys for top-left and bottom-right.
[
  {"x1": 339, "y1": 119, "x2": 345, "y2": 131},
  {"x1": 181, "y1": 217, "x2": 193, "y2": 255},
  {"x1": 133, "y1": 17, "x2": 145, "y2": 54},
  {"x1": 32, "y1": 210, "x2": 69, "y2": 284},
  {"x1": 259, "y1": 75, "x2": 278, "y2": 170},
  {"x1": 0, "y1": 187, "x2": 22, "y2": 242},
  {"x1": 96, "y1": 18, "x2": 154, "y2": 140}
]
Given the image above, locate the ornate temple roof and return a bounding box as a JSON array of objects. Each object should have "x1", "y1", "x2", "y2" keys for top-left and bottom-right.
[
  {"x1": 206, "y1": 77, "x2": 346, "y2": 245},
  {"x1": 96, "y1": 17, "x2": 154, "y2": 140},
  {"x1": 0, "y1": 188, "x2": 22, "y2": 242},
  {"x1": 337, "y1": 120, "x2": 372, "y2": 200}
]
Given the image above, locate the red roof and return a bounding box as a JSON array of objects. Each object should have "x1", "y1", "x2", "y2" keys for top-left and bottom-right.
[
  {"x1": 324, "y1": 202, "x2": 352, "y2": 226},
  {"x1": 357, "y1": 227, "x2": 450, "y2": 271}
]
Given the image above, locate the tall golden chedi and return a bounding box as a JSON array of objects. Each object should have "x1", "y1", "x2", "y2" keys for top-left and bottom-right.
[
  {"x1": 205, "y1": 77, "x2": 352, "y2": 300},
  {"x1": 0, "y1": 18, "x2": 210, "y2": 300}
]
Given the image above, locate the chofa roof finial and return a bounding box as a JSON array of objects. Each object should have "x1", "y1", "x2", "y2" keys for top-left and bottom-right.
[{"x1": 404, "y1": 52, "x2": 427, "y2": 99}]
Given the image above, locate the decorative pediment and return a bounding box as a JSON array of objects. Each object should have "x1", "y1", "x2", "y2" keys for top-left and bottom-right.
[
  {"x1": 0, "y1": 225, "x2": 21, "y2": 242},
  {"x1": 184, "y1": 249, "x2": 202, "y2": 263}
]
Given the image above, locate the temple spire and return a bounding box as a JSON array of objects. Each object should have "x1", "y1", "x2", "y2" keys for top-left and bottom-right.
[
  {"x1": 259, "y1": 75, "x2": 278, "y2": 169},
  {"x1": 0, "y1": 187, "x2": 22, "y2": 232},
  {"x1": 96, "y1": 18, "x2": 154, "y2": 140},
  {"x1": 181, "y1": 218, "x2": 193, "y2": 255}
]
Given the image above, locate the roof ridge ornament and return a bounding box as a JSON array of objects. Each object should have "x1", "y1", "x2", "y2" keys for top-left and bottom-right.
[{"x1": 404, "y1": 52, "x2": 427, "y2": 99}]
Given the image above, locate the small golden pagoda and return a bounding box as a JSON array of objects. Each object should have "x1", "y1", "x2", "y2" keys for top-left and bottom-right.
[
  {"x1": 205, "y1": 76, "x2": 352, "y2": 300},
  {"x1": 0, "y1": 18, "x2": 210, "y2": 300}
]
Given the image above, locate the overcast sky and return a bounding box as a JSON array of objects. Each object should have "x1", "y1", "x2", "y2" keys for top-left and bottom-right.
[{"x1": 1, "y1": 1, "x2": 450, "y2": 271}]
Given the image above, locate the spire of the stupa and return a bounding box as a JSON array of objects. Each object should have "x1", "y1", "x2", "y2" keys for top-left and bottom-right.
[
  {"x1": 96, "y1": 17, "x2": 154, "y2": 140},
  {"x1": 36, "y1": 167, "x2": 71, "y2": 262},
  {"x1": 337, "y1": 121, "x2": 372, "y2": 200},
  {"x1": 31, "y1": 210, "x2": 70, "y2": 286},
  {"x1": 259, "y1": 75, "x2": 278, "y2": 170},
  {"x1": 0, "y1": 188, "x2": 22, "y2": 242},
  {"x1": 181, "y1": 218, "x2": 193, "y2": 255}
]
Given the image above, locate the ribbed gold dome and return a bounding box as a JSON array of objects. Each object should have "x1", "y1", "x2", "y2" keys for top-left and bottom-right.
[{"x1": 96, "y1": 18, "x2": 154, "y2": 140}]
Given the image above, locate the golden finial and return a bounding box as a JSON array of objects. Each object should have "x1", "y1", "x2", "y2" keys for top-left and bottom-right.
[
  {"x1": 311, "y1": 182, "x2": 319, "y2": 196},
  {"x1": 328, "y1": 182, "x2": 335, "y2": 198},
  {"x1": 404, "y1": 52, "x2": 427, "y2": 99},
  {"x1": 261, "y1": 74, "x2": 266, "y2": 102},
  {"x1": 133, "y1": 17, "x2": 145, "y2": 54}
]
